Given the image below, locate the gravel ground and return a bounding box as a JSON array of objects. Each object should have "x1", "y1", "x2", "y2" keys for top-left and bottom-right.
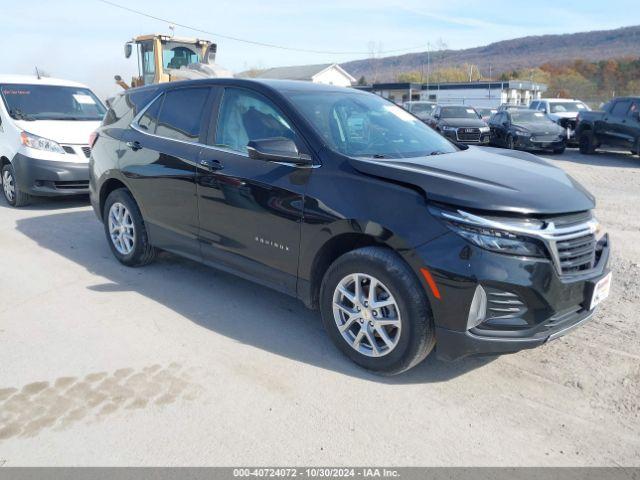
[{"x1": 0, "y1": 148, "x2": 638, "y2": 466}]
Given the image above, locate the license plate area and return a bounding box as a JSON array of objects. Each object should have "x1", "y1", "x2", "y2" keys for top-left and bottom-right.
[{"x1": 588, "y1": 272, "x2": 612, "y2": 310}]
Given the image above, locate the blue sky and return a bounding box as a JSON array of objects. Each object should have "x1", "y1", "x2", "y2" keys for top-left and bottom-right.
[{"x1": 3, "y1": 0, "x2": 640, "y2": 98}]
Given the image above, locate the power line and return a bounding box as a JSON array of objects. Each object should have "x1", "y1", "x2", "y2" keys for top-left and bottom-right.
[{"x1": 97, "y1": 0, "x2": 431, "y2": 56}]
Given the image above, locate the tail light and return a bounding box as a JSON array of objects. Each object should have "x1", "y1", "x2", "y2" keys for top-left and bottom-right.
[{"x1": 88, "y1": 131, "x2": 99, "y2": 149}]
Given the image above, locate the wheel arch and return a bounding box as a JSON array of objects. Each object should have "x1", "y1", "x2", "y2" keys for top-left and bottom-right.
[
  {"x1": 301, "y1": 223, "x2": 419, "y2": 310},
  {"x1": 98, "y1": 177, "x2": 131, "y2": 219}
]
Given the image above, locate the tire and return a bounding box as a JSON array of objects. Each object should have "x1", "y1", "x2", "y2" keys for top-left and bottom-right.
[
  {"x1": 103, "y1": 188, "x2": 157, "y2": 267},
  {"x1": 579, "y1": 133, "x2": 596, "y2": 155},
  {"x1": 553, "y1": 146, "x2": 566, "y2": 154},
  {"x1": 1, "y1": 163, "x2": 31, "y2": 207},
  {"x1": 319, "y1": 246, "x2": 435, "y2": 375},
  {"x1": 506, "y1": 134, "x2": 515, "y2": 150}
]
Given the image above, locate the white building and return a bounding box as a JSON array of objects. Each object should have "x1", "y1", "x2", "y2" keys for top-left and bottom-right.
[
  {"x1": 360, "y1": 80, "x2": 547, "y2": 108},
  {"x1": 245, "y1": 63, "x2": 356, "y2": 87}
]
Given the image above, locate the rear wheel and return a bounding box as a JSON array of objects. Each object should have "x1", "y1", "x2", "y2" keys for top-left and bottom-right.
[
  {"x1": 579, "y1": 133, "x2": 596, "y2": 154},
  {"x1": 1, "y1": 163, "x2": 31, "y2": 207},
  {"x1": 320, "y1": 246, "x2": 435, "y2": 375},
  {"x1": 103, "y1": 188, "x2": 157, "y2": 267}
]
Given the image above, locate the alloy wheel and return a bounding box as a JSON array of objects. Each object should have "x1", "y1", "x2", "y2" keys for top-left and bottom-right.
[
  {"x1": 108, "y1": 202, "x2": 136, "y2": 255},
  {"x1": 2, "y1": 170, "x2": 15, "y2": 202},
  {"x1": 332, "y1": 273, "x2": 402, "y2": 357}
]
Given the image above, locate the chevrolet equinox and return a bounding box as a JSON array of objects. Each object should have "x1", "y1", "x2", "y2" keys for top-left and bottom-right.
[{"x1": 90, "y1": 79, "x2": 611, "y2": 375}]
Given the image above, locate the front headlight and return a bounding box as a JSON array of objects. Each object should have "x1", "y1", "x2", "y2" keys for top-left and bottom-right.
[
  {"x1": 429, "y1": 205, "x2": 547, "y2": 258},
  {"x1": 448, "y1": 222, "x2": 546, "y2": 257},
  {"x1": 514, "y1": 129, "x2": 531, "y2": 137},
  {"x1": 20, "y1": 131, "x2": 66, "y2": 154},
  {"x1": 479, "y1": 126, "x2": 490, "y2": 133}
]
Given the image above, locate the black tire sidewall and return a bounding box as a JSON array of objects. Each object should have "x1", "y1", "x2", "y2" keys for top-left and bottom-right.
[
  {"x1": 507, "y1": 135, "x2": 515, "y2": 149},
  {"x1": 103, "y1": 189, "x2": 153, "y2": 266},
  {"x1": 320, "y1": 247, "x2": 434, "y2": 375},
  {"x1": 1, "y1": 164, "x2": 16, "y2": 206}
]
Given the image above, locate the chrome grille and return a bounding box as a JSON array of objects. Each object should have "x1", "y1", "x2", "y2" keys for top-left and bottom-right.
[
  {"x1": 456, "y1": 128, "x2": 481, "y2": 143},
  {"x1": 556, "y1": 233, "x2": 596, "y2": 274}
]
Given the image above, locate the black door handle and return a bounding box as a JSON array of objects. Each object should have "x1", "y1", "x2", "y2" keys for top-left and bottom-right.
[
  {"x1": 199, "y1": 158, "x2": 223, "y2": 171},
  {"x1": 126, "y1": 141, "x2": 142, "y2": 151}
]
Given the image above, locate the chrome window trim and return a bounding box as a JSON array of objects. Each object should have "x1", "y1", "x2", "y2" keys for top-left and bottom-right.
[{"x1": 129, "y1": 91, "x2": 318, "y2": 168}]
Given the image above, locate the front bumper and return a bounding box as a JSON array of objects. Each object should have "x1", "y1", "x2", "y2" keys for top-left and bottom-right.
[
  {"x1": 12, "y1": 153, "x2": 89, "y2": 196},
  {"x1": 514, "y1": 135, "x2": 565, "y2": 151},
  {"x1": 411, "y1": 231, "x2": 610, "y2": 361},
  {"x1": 442, "y1": 130, "x2": 491, "y2": 145}
]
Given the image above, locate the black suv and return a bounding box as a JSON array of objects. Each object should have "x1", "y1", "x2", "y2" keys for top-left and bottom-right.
[
  {"x1": 430, "y1": 105, "x2": 491, "y2": 145},
  {"x1": 90, "y1": 79, "x2": 611, "y2": 375}
]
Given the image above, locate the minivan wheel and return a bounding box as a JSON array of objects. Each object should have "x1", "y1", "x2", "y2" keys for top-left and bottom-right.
[
  {"x1": 1, "y1": 163, "x2": 31, "y2": 207},
  {"x1": 103, "y1": 188, "x2": 157, "y2": 267},
  {"x1": 320, "y1": 246, "x2": 435, "y2": 375}
]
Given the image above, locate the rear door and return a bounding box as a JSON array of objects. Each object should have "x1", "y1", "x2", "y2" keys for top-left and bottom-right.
[
  {"x1": 195, "y1": 86, "x2": 310, "y2": 295},
  {"x1": 601, "y1": 99, "x2": 632, "y2": 147},
  {"x1": 120, "y1": 86, "x2": 214, "y2": 258}
]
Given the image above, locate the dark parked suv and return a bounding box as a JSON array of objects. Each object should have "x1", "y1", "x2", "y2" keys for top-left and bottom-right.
[{"x1": 90, "y1": 79, "x2": 611, "y2": 375}]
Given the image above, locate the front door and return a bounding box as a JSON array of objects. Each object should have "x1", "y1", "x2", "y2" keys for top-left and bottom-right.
[
  {"x1": 602, "y1": 99, "x2": 632, "y2": 147},
  {"x1": 196, "y1": 87, "x2": 311, "y2": 295},
  {"x1": 120, "y1": 86, "x2": 213, "y2": 258}
]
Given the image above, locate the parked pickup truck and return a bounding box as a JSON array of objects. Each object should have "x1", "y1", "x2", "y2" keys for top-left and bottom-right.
[{"x1": 575, "y1": 97, "x2": 640, "y2": 156}]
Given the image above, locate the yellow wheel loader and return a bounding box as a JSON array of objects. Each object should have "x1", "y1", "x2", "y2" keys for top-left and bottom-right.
[{"x1": 115, "y1": 34, "x2": 233, "y2": 89}]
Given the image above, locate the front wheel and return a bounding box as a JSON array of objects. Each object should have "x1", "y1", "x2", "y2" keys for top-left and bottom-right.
[
  {"x1": 506, "y1": 134, "x2": 515, "y2": 150},
  {"x1": 320, "y1": 247, "x2": 435, "y2": 375},
  {"x1": 103, "y1": 188, "x2": 157, "y2": 267},
  {"x1": 553, "y1": 146, "x2": 566, "y2": 154},
  {"x1": 1, "y1": 163, "x2": 31, "y2": 207}
]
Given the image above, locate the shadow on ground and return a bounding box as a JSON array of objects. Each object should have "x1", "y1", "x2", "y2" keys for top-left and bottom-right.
[{"x1": 14, "y1": 207, "x2": 493, "y2": 384}]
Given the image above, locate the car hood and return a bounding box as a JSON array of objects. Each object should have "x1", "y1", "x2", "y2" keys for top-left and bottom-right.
[
  {"x1": 350, "y1": 147, "x2": 594, "y2": 215},
  {"x1": 548, "y1": 112, "x2": 579, "y2": 120},
  {"x1": 512, "y1": 122, "x2": 563, "y2": 134},
  {"x1": 440, "y1": 118, "x2": 487, "y2": 128},
  {"x1": 14, "y1": 119, "x2": 101, "y2": 145}
]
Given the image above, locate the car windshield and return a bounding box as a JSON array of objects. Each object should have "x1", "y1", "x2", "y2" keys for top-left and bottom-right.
[
  {"x1": 511, "y1": 110, "x2": 551, "y2": 123},
  {"x1": 409, "y1": 103, "x2": 435, "y2": 115},
  {"x1": 287, "y1": 91, "x2": 457, "y2": 158},
  {"x1": 0, "y1": 84, "x2": 106, "y2": 121},
  {"x1": 440, "y1": 106, "x2": 480, "y2": 119},
  {"x1": 549, "y1": 102, "x2": 588, "y2": 113}
]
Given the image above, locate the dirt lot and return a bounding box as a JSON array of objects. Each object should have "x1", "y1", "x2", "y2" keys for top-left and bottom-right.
[{"x1": 0, "y1": 149, "x2": 638, "y2": 466}]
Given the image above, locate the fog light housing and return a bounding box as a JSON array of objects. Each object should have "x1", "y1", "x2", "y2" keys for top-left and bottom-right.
[{"x1": 467, "y1": 285, "x2": 487, "y2": 330}]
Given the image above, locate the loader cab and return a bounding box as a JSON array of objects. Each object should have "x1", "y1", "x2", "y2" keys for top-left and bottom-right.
[{"x1": 122, "y1": 34, "x2": 216, "y2": 88}]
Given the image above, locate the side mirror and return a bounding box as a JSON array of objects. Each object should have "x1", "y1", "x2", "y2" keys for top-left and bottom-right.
[
  {"x1": 502, "y1": 121, "x2": 509, "y2": 127},
  {"x1": 247, "y1": 138, "x2": 312, "y2": 166},
  {"x1": 124, "y1": 43, "x2": 133, "y2": 59}
]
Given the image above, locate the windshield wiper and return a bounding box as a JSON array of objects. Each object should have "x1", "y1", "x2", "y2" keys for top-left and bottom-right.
[{"x1": 9, "y1": 109, "x2": 34, "y2": 121}]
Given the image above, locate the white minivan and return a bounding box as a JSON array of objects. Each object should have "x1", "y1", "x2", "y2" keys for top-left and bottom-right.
[{"x1": 0, "y1": 75, "x2": 106, "y2": 206}]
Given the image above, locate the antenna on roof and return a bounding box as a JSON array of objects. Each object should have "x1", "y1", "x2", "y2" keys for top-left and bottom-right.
[
  {"x1": 169, "y1": 24, "x2": 175, "y2": 38},
  {"x1": 35, "y1": 66, "x2": 41, "y2": 80}
]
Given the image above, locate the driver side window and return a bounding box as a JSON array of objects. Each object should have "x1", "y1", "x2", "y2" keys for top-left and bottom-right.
[{"x1": 215, "y1": 88, "x2": 297, "y2": 154}]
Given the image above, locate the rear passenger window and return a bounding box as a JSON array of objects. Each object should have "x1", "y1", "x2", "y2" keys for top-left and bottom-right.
[
  {"x1": 155, "y1": 88, "x2": 209, "y2": 142},
  {"x1": 138, "y1": 95, "x2": 162, "y2": 132}
]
